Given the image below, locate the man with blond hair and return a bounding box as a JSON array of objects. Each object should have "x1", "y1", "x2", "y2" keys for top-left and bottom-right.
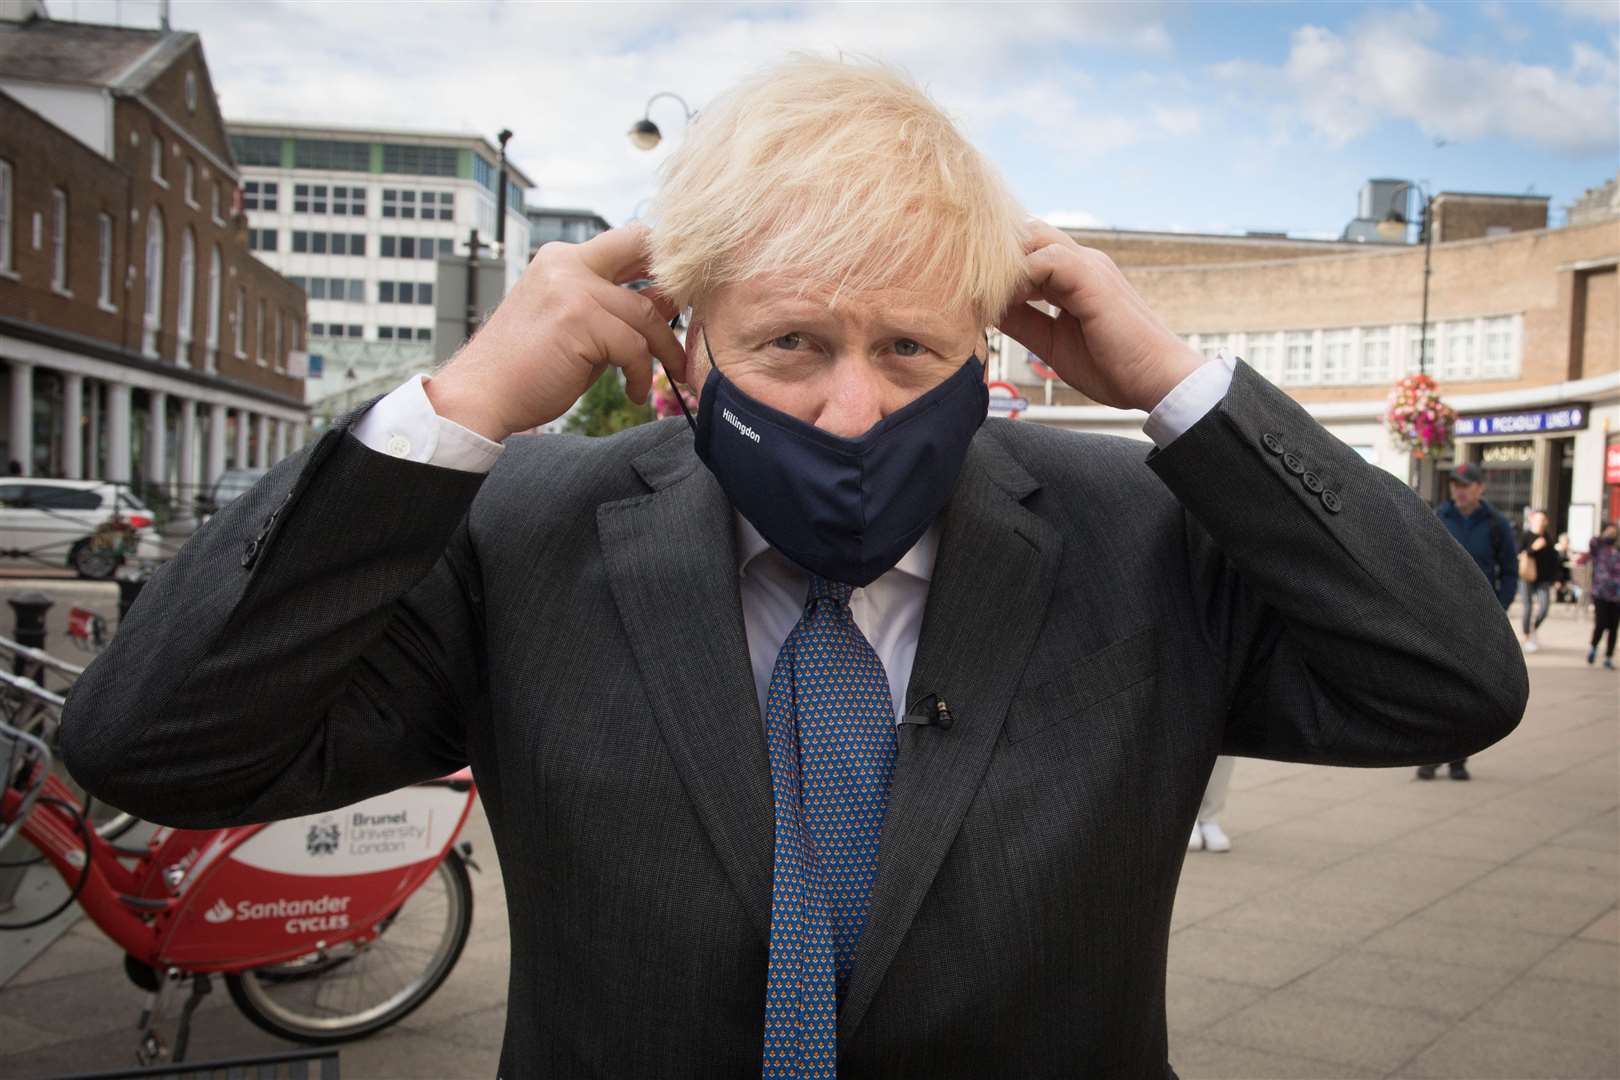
[{"x1": 66, "y1": 58, "x2": 1525, "y2": 1078}]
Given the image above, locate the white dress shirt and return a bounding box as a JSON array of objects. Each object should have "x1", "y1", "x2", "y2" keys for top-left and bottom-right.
[{"x1": 353, "y1": 356, "x2": 1236, "y2": 723}]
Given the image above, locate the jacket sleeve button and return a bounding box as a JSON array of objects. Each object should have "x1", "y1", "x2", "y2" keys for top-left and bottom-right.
[
  {"x1": 1321, "y1": 490, "x2": 1342, "y2": 513},
  {"x1": 1282, "y1": 452, "x2": 1305, "y2": 475},
  {"x1": 241, "y1": 538, "x2": 260, "y2": 567},
  {"x1": 1262, "y1": 433, "x2": 1284, "y2": 455},
  {"x1": 1302, "y1": 471, "x2": 1324, "y2": 493}
]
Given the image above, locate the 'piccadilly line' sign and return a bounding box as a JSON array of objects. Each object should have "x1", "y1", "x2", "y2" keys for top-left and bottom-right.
[{"x1": 1455, "y1": 404, "x2": 1589, "y2": 438}]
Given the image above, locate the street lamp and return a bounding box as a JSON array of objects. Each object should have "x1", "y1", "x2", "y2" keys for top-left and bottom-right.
[
  {"x1": 1386, "y1": 180, "x2": 1435, "y2": 376},
  {"x1": 494, "y1": 128, "x2": 514, "y2": 249},
  {"x1": 628, "y1": 92, "x2": 695, "y2": 151}
]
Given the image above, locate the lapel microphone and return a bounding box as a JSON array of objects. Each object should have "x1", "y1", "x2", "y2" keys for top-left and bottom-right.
[{"x1": 901, "y1": 693, "x2": 954, "y2": 730}]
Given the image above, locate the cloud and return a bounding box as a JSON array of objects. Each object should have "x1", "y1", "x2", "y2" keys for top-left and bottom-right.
[
  {"x1": 56, "y1": 0, "x2": 1177, "y2": 224},
  {"x1": 1153, "y1": 106, "x2": 1201, "y2": 136},
  {"x1": 1216, "y1": 5, "x2": 1619, "y2": 156},
  {"x1": 1041, "y1": 209, "x2": 1107, "y2": 228},
  {"x1": 1547, "y1": 0, "x2": 1620, "y2": 23}
]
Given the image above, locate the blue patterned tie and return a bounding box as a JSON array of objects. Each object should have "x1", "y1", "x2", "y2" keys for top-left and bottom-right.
[{"x1": 760, "y1": 576, "x2": 898, "y2": 1080}]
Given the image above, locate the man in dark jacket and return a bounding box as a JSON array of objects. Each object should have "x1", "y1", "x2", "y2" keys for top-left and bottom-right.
[{"x1": 1426, "y1": 461, "x2": 1518, "y2": 780}]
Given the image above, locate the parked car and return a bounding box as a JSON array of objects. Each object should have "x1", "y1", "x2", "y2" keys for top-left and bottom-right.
[
  {"x1": 0, "y1": 479, "x2": 164, "y2": 579},
  {"x1": 196, "y1": 467, "x2": 267, "y2": 518}
]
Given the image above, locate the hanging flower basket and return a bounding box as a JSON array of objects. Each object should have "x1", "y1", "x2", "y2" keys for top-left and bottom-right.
[
  {"x1": 651, "y1": 367, "x2": 698, "y2": 420},
  {"x1": 1384, "y1": 373, "x2": 1457, "y2": 459}
]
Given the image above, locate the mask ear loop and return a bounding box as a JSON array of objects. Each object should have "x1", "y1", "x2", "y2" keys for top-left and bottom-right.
[{"x1": 667, "y1": 312, "x2": 698, "y2": 433}]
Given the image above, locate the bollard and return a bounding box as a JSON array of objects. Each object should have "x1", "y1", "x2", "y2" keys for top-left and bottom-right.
[
  {"x1": 117, "y1": 577, "x2": 146, "y2": 620},
  {"x1": 7, "y1": 591, "x2": 54, "y2": 677}
]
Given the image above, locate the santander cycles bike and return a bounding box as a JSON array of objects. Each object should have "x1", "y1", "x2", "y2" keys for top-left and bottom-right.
[{"x1": 0, "y1": 622, "x2": 481, "y2": 1066}]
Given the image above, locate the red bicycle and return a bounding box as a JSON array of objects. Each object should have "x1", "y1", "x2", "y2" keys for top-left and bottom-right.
[{"x1": 0, "y1": 658, "x2": 480, "y2": 1065}]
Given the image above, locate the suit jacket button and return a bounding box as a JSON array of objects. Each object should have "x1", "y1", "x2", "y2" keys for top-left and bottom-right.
[
  {"x1": 1321, "y1": 489, "x2": 1342, "y2": 513},
  {"x1": 1302, "y1": 471, "x2": 1324, "y2": 493},
  {"x1": 241, "y1": 538, "x2": 260, "y2": 567},
  {"x1": 1262, "y1": 433, "x2": 1284, "y2": 455},
  {"x1": 1282, "y1": 452, "x2": 1305, "y2": 475}
]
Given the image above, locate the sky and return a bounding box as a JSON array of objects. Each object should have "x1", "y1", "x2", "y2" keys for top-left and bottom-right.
[{"x1": 53, "y1": 0, "x2": 1620, "y2": 239}]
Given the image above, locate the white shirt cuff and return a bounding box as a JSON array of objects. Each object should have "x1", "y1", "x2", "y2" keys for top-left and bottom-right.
[
  {"x1": 351, "y1": 373, "x2": 505, "y2": 473},
  {"x1": 1142, "y1": 355, "x2": 1236, "y2": 449}
]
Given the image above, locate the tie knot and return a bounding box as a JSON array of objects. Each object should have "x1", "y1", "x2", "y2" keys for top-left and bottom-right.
[{"x1": 808, "y1": 576, "x2": 854, "y2": 609}]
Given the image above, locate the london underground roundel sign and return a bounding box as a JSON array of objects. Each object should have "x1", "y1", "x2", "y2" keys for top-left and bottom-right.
[{"x1": 986, "y1": 380, "x2": 1029, "y2": 421}]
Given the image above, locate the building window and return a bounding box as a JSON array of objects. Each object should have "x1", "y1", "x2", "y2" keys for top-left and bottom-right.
[
  {"x1": 176, "y1": 227, "x2": 196, "y2": 363},
  {"x1": 1409, "y1": 326, "x2": 1436, "y2": 374},
  {"x1": 1481, "y1": 316, "x2": 1517, "y2": 378},
  {"x1": 426, "y1": 191, "x2": 453, "y2": 221},
  {"x1": 207, "y1": 245, "x2": 222, "y2": 367},
  {"x1": 256, "y1": 297, "x2": 267, "y2": 364},
  {"x1": 234, "y1": 285, "x2": 245, "y2": 357},
  {"x1": 243, "y1": 180, "x2": 279, "y2": 211},
  {"x1": 184, "y1": 160, "x2": 197, "y2": 206},
  {"x1": 1360, "y1": 327, "x2": 1392, "y2": 383},
  {"x1": 293, "y1": 138, "x2": 371, "y2": 172},
  {"x1": 293, "y1": 183, "x2": 329, "y2": 214},
  {"x1": 1196, "y1": 333, "x2": 1228, "y2": 361},
  {"x1": 331, "y1": 185, "x2": 366, "y2": 216},
  {"x1": 1246, "y1": 332, "x2": 1282, "y2": 383},
  {"x1": 1320, "y1": 329, "x2": 1354, "y2": 384},
  {"x1": 0, "y1": 159, "x2": 11, "y2": 274},
  {"x1": 273, "y1": 308, "x2": 283, "y2": 371},
  {"x1": 472, "y1": 153, "x2": 494, "y2": 190},
  {"x1": 142, "y1": 206, "x2": 165, "y2": 357},
  {"x1": 50, "y1": 188, "x2": 68, "y2": 292},
  {"x1": 184, "y1": 70, "x2": 198, "y2": 113},
  {"x1": 1437, "y1": 321, "x2": 1476, "y2": 381},
  {"x1": 248, "y1": 227, "x2": 278, "y2": 251},
  {"x1": 229, "y1": 135, "x2": 284, "y2": 167},
  {"x1": 383, "y1": 143, "x2": 458, "y2": 177},
  {"x1": 1282, "y1": 331, "x2": 1314, "y2": 385},
  {"x1": 97, "y1": 213, "x2": 114, "y2": 308},
  {"x1": 151, "y1": 136, "x2": 165, "y2": 185}
]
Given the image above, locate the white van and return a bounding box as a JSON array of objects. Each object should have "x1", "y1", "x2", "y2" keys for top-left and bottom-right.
[{"x1": 0, "y1": 480, "x2": 164, "y2": 579}]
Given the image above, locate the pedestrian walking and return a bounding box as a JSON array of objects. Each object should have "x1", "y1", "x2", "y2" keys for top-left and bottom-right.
[
  {"x1": 1519, "y1": 508, "x2": 1560, "y2": 652},
  {"x1": 1188, "y1": 756, "x2": 1235, "y2": 852},
  {"x1": 1422, "y1": 463, "x2": 1518, "y2": 781},
  {"x1": 1587, "y1": 523, "x2": 1620, "y2": 670}
]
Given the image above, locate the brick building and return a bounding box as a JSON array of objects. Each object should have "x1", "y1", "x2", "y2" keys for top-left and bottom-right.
[
  {"x1": 999, "y1": 184, "x2": 1619, "y2": 537},
  {"x1": 0, "y1": 5, "x2": 306, "y2": 500}
]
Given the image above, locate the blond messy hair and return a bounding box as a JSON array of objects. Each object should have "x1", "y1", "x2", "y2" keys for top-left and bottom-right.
[{"x1": 648, "y1": 56, "x2": 1027, "y2": 327}]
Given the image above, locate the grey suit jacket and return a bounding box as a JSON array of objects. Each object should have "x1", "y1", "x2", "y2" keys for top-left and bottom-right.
[{"x1": 62, "y1": 362, "x2": 1526, "y2": 1078}]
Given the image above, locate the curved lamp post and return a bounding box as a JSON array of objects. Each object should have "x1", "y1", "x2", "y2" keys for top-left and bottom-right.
[{"x1": 628, "y1": 91, "x2": 696, "y2": 151}]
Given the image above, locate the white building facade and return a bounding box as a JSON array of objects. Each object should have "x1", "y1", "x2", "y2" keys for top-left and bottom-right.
[{"x1": 227, "y1": 122, "x2": 533, "y2": 356}]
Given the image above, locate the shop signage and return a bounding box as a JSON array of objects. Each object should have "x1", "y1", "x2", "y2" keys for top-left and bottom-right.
[
  {"x1": 1481, "y1": 443, "x2": 1537, "y2": 465},
  {"x1": 986, "y1": 381, "x2": 1029, "y2": 420},
  {"x1": 1455, "y1": 404, "x2": 1588, "y2": 437},
  {"x1": 1606, "y1": 444, "x2": 1620, "y2": 485}
]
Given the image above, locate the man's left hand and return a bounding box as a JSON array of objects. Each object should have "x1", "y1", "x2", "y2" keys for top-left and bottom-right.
[{"x1": 998, "y1": 221, "x2": 1205, "y2": 413}]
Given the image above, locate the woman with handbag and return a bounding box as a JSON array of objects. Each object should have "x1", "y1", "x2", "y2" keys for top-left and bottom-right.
[
  {"x1": 1587, "y1": 523, "x2": 1620, "y2": 669},
  {"x1": 1518, "y1": 509, "x2": 1560, "y2": 652}
]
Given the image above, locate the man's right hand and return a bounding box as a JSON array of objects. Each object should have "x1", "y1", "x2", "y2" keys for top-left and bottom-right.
[{"x1": 424, "y1": 226, "x2": 688, "y2": 442}]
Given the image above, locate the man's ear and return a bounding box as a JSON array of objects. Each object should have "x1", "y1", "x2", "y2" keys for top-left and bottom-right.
[{"x1": 683, "y1": 315, "x2": 706, "y2": 387}]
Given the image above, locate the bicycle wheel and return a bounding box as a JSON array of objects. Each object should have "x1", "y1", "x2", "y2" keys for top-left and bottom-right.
[{"x1": 225, "y1": 847, "x2": 473, "y2": 1044}]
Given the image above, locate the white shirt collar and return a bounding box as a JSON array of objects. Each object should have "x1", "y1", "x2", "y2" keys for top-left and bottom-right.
[{"x1": 734, "y1": 514, "x2": 938, "y2": 584}]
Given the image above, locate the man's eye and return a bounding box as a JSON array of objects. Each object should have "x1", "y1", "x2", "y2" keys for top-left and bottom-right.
[
  {"x1": 893, "y1": 339, "x2": 922, "y2": 357},
  {"x1": 771, "y1": 333, "x2": 802, "y2": 350}
]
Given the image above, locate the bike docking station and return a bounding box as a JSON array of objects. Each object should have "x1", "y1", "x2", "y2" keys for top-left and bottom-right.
[{"x1": 1, "y1": 588, "x2": 482, "y2": 1073}]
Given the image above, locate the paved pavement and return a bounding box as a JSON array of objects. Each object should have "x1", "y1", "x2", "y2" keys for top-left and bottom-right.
[{"x1": 0, "y1": 605, "x2": 1614, "y2": 1078}]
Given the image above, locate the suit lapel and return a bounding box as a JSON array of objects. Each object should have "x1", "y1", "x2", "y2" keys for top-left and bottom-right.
[
  {"x1": 839, "y1": 430, "x2": 1064, "y2": 1044},
  {"x1": 597, "y1": 430, "x2": 775, "y2": 943}
]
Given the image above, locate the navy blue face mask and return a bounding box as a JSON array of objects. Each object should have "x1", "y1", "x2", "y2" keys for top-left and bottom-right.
[{"x1": 668, "y1": 334, "x2": 988, "y2": 587}]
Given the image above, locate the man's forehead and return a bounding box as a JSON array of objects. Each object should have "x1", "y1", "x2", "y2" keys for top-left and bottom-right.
[{"x1": 718, "y1": 276, "x2": 961, "y2": 319}]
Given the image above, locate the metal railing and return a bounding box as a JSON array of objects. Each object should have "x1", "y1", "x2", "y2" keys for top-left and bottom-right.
[{"x1": 44, "y1": 1049, "x2": 340, "y2": 1079}]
